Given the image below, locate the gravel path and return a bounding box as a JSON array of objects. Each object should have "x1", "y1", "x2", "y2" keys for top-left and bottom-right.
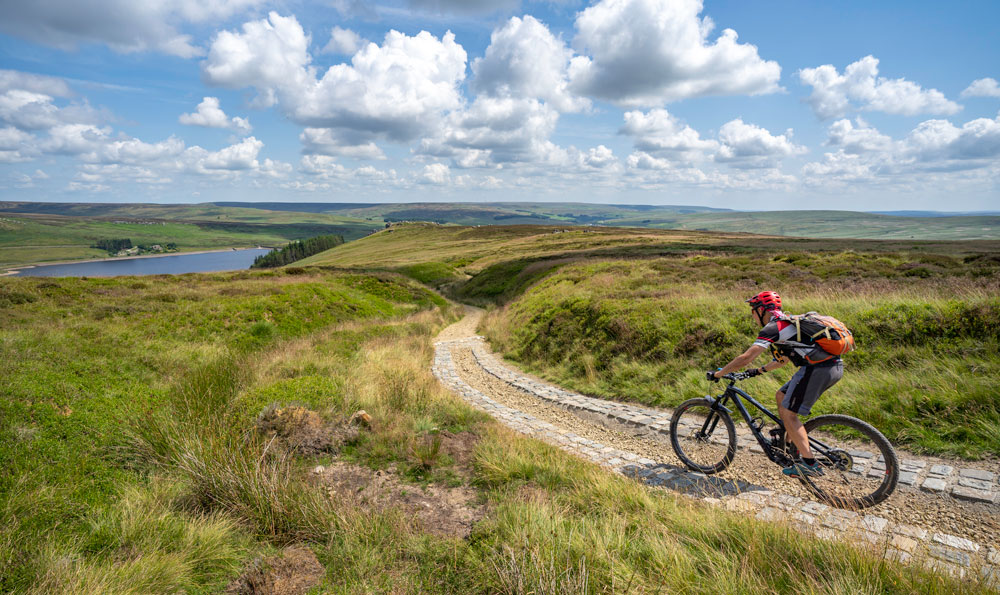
[{"x1": 435, "y1": 308, "x2": 1000, "y2": 560}]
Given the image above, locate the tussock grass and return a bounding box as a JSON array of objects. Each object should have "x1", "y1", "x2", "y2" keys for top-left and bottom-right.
[
  {"x1": 2, "y1": 253, "x2": 992, "y2": 592},
  {"x1": 6, "y1": 478, "x2": 248, "y2": 595}
]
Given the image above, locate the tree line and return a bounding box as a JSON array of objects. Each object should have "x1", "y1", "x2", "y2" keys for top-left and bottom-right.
[
  {"x1": 92, "y1": 238, "x2": 132, "y2": 253},
  {"x1": 91, "y1": 239, "x2": 178, "y2": 255},
  {"x1": 251, "y1": 234, "x2": 344, "y2": 268}
]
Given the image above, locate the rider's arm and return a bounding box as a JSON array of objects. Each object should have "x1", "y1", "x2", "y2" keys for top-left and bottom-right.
[
  {"x1": 759, "y1": 355, "x2": 788, "y2": 373},
  {"x1": 713, "y1": 344, "x2": 766, "y2": 379}
]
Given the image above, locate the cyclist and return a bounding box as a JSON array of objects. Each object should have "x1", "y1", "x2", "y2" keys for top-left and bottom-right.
[{"x1": 709, "y1": 291, "x2": 843, "y2": 477}]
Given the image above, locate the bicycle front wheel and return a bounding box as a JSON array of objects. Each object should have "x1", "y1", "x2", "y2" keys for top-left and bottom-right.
[
  {"x1": 799, "y1": 414, "x2": 899, "y2": 509},
  {"x1": 669, "y1": 398, "x2": 736, "y2": 474}
]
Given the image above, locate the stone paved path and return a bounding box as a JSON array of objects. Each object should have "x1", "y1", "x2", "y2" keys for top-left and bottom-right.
[{"x1": 432, "y1": 308, "x2": 998, "y2": 587}]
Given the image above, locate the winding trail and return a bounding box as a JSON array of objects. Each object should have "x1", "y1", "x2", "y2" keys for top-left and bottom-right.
[{"x1": 433, "y1": 306, "x2": 999, "y2": 585}]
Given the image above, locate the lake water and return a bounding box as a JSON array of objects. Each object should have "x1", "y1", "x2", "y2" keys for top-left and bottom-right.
[{"x1": 12, "y1": 248, "x2": 272, "y2": 277}]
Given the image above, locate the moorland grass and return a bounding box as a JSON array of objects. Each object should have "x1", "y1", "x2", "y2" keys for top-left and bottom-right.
[
  {"x1": 305, "y1": 224, "x2": 1000, "y2": 457},
  {"x1": 1, "y1": 261, "x2": 990, "y2": 593},
  {"x1": 0, "y1": 269, "x2": 449, "y2": 591},
  {"x1": 479, "y1": 256, "x2": 1000, "y2": 458}
]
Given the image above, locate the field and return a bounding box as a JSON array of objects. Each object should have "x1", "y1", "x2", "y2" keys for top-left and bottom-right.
[
  {"x1": 0, "y1": 203, "x2": 381, "y2": 268},
  {"x1": 0, "y1": 264, "x2": 982, "y2": 592},
  {"x1": 3, "y1": 200, "x2": 997, "y2": 271},
  {"x1": 310, "y1": 223, "x2": 1000, "y2": 459}
]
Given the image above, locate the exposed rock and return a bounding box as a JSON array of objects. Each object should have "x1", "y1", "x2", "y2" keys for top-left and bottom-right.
[
  {"x1": 316, "y1": 461, "x2": 484, "y2": 539},
  {"x1": 225, "y1": 545, "x2": 324, "y2": 595}
]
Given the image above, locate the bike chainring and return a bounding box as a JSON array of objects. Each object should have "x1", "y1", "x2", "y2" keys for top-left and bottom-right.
[{"x1": 822, "y1": 449, "x2": 854, "y2": 472}]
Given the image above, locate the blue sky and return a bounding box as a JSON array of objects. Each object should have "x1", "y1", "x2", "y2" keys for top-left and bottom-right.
[{"x1": 0, "y1": 0, "x2": 998, "y2": 210}]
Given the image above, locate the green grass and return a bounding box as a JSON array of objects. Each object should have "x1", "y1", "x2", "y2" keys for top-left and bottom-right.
[
  {"x1": 0, "y1": 246, "x2": 992, "y2": 592},
  {"x1": 0, "y1": 269, "x2": 450, "y2": 591},
  {"x1": 478, "y1": 256, "x2": 1000, "y2": 458},
  {"x1": 303, "y1": 222, "x2": 1000, "y2": 276},
  {"x1": 308, "y1": 223, "x2": 1000, "y2": 458}
]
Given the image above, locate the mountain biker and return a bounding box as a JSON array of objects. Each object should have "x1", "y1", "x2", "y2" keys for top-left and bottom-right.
[{"x1": 709, "y1": 291, "x2": 843, "y2": 477}]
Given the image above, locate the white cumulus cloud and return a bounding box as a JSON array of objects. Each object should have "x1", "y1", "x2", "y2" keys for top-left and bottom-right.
[
  {"x1": 179, "y1": 97, "x2": 252, "y2": 134},
  {"x1": 299, "y1": 128, "x2": 386, "y2": 160},
  {"x1": 620, "y1": 109, "x2": 717, "y2": 162},
  {"x1": 715, "y1": 119, "x2": 806, "y2": 169},
  {"x1": 203, "y1": 13, "x2": 467, "y2": 156},
  {"x1": 803, "y1": 113, "x2": 1000, "y2": 189},
  {"x1": 904, "y1": 115, "x2": 1000, "y2": 164},
  {"x1": 322, "y1": 26, "x2": 366, "y2": 55},
  {"x1": 568, "y1": 0, "x2": 781, "y2": 107},
  {"x1": 420, "y1": 162, "x2": 450, "y2": 184},
  {"x1": 825, "y1": 118, "x2": 893, "y2": 154},
  {"x1": 0, "y1": 69, "x2": 73, "y2": 98},
  {"x1": 416, "y1": 97, "x2": 562, "y2": 168},
  {"x1": 202, "y1": 12, "x2": 313, "y2": 107},
  {"x1": 799, "y1": 56, "x2": 961, "y2": 119},
  {"x1": 961, "y1": 78, "x2": 1000, "y2": 98},
  {"x1": 472, "y1": 16, "x2": 588, "y2": 113}
]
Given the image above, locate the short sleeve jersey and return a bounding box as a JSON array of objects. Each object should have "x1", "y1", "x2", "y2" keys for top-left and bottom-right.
[{"x1": 753, "y1": 314, "x2": 838, "y2": 367}]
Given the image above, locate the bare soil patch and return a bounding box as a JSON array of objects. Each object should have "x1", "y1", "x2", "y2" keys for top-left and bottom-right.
[
  {"x1": 226, "y1": 545, "x2": 324, "y2": 595},
  {"x1": 255, "y1": 405, "x2": 358, "y2": 455},
  {"x1": 438, "y1": 429, "x2": 479, "y2": 478},
  {"x1": 317, "y1": 461, "x2": 484, "y2": 539}
]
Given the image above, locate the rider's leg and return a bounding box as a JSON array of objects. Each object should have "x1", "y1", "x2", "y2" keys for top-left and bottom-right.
[{"x1": 778, "y1": 405, "x2": 814, "y2": 459}]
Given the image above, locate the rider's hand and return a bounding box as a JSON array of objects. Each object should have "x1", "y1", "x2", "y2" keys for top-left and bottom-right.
[
  {"x1": 706, "y1": 370, "x2": 720, "y2": 382},
  {"x1": 744, "y1": 367, "x2": 762, "y2": 378}
]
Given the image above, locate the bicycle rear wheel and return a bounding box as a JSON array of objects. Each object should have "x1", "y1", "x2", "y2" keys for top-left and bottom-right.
[
  {"x1": 669, "y1": 398, "x2": 736, "y2": 474},
  {"x1": 798, "y1": 414, "x2": 899, "y2": 509}
]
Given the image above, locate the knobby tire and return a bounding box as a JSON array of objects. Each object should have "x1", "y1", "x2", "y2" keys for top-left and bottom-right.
[{"x1": 669, "y1": 398, "x2": 737, "y2": 474}]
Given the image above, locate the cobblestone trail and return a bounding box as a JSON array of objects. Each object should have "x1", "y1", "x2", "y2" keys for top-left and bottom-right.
[{"x1": 432, "y1": 307, "x2": 999, "y2": 586}]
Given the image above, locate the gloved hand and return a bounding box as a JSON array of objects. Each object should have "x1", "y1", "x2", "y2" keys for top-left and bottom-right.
[
  {"x1": 744, "y1": 367, "x2": 762, "y2": 378},
  {"x1": 706, "y1": 370, "x2": 720, "y2": 382}
]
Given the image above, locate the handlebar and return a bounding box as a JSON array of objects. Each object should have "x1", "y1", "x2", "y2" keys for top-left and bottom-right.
[{"x1": 717, "y1": 370, "x2": 760, "y2": 382}]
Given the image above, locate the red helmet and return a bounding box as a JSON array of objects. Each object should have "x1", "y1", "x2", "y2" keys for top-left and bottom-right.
[{"x1": 746, "y1": 291, "x2": 782, "y2": 312}]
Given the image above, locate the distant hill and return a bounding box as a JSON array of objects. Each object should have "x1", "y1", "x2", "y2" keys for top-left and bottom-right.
[
  {"x1": 212, "y1": 201, "x2": 731, "y2": 227},
  {"x1": 3, "y1": 201, "x2": 998, "y2": 242},
  {"x1": 870, "y1": 211, "x2": 1000, "y2": 217},
  {"x1": 213, "y1": 201, "x2": 998, "y2": 240}
]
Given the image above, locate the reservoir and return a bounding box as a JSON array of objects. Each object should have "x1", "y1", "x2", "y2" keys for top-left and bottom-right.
[{"x1": 11, "y1": 248, "x2": 272, "y2": 277}]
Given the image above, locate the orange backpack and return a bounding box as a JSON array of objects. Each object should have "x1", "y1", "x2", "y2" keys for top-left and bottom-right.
[{"x1": 789, "y1": 312, "x2": 855, "y2": 363}]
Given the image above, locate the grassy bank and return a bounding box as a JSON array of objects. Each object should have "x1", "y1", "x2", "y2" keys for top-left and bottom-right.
[
  {"x1": 0, "y1": 269, "x2": 449, "y2": 591},
  {"x1": 478, "y1": 253, "x2": 1000, "y2": 459},
  {"x1": 1, "y1": 266, "x2": 986, "y2": 592}
]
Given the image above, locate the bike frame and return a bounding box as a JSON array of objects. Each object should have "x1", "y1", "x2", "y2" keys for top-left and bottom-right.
[{"x1": 706, "y1": 379, "x2": 840, "y2": 467}]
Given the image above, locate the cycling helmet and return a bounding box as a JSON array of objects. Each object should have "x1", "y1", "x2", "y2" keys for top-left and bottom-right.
[{"x1": 746, "y1": 291, "x2": 782, "y2": 312}]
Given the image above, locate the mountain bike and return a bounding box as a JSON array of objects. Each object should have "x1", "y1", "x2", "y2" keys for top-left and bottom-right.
[{"x1": 668, "y1": 371, "x2": 899, "y2": 509}]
